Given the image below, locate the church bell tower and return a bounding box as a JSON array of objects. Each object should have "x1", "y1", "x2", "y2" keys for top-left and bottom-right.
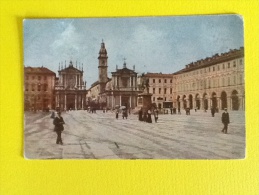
[{"x1": 98, "y1": 40, "x2": 108, "y2": 93}]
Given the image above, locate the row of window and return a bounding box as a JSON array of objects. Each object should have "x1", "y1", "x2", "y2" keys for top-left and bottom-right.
[
  {"x1": 25, "y1": 94, "x2": 50, "y2": 100},
  {"x1": 153, "y1": 88, "x2": 173, "y2": 95},
  {"x1": 150, "y1": 78, "x2": 173, "y2": 84},
  {"x1": 25, "y1": 84, "x2": 48, "y2": 91},
  {"x1": 25, "y1": 75, "x2": 48, "y2": 81},
  {"x1": 153, "y1": 97, "x2": 169, "y2": 101},
  {"x1": 177, "y1": 74, "x2": 243, "y2": 92},
  {"x1": 177, "y1": 59, "x2": 243, "y2": 79}
]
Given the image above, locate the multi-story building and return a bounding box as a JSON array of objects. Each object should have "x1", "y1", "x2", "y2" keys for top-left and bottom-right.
[
  {"x1": 24, "y1": 67, "x2": 56, "y2": 111},
  {"x1": 138, "y1": 47, "x2": 244, "y2": 111},
  {"x1": 55, "y1": 61, "x2": 88, "y2": 111},
  {"x1": 173, "y1": 47, "x2": 244, "y2": 111},
  {"x1": 141, "y1": 73, "x2": 175, "y2": 109}
]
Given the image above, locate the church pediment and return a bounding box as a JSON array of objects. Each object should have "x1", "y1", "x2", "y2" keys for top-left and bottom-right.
[
  {"x1": 112, "y1": 68, "x2": 136, "y2": 75},
  {"x1": 60, "y1": 66, "x2": 82, "y2": 74}
]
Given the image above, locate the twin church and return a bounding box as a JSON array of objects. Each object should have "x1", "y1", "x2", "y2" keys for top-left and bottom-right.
[
  {"x1": 54, "y1": 41, "x2": 141, "y2": 111},
  {"x1": 24, "y1": 40, "x2": 245, "y2": 112}
]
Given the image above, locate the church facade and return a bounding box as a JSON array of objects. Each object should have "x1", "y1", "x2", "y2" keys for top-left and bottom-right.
[
  {"x1": 87, "y1": 41, "x2": 141, "y2": 109},
  {"x1": 55, "y1": 61, "x2": 88, "y2": 111},
  {"x1": 105, "y1": 61, "x2": 141, "y2": 109}
]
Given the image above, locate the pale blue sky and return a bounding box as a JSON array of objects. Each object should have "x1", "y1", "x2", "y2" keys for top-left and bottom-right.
[{"x1": 24, "y1": 15, "x2": 244, "y2": 87}]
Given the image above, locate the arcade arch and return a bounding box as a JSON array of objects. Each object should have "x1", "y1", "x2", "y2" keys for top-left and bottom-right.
[
  {"x1": 211, "y1": 92, "x2": 217, "y2": 108},
  {"x1": 203, "y1": 93, "x2": 208, "y2": 110},
  {"x1": 195, "y1": 94, "x2": 201, "y2": 109},
  {"x1": 221, "y1": 91, "x2": 227, "y2": 110},
  {"x1": 231, "y1": 90, "x2": 239, "y2": 110}
]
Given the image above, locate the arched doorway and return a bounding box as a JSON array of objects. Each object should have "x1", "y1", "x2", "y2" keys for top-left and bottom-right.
[
  {"x1": 182, "y1": 95, "x2": 187, "y2": 109},
  {"x1": 67, "y1": 94, "x2": 75, "y2": 110},
  {"x1": 221, "y1": 91, "x2": 227, "y2": 110},
  {"x1": 189, "y1": 94, "x2": 193, "y2": 109},
  {"x1": 231, "y1": 90, "x2": 239, "y2": 110},
  {"x1": 195, "y1": 94, "x2": 200, "y2": 109},
  {"x1": 203, "y1": 93, "x2": 208, "y2": 110},
  {"x1": 211, "y1": 92, "x2": 217, "y2": 109}
]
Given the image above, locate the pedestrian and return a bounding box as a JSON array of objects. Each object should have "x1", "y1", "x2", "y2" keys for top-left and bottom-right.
[
  {"x1": 211, "y1": 107, "x2": 215, "y2": 117},
  {"x1": 178, "y1": 107, "x2": 181, "y2": 114},
  {"x1": 147, "y1": 109, "x2": 152, "y2": 123},
  {"x1": 170, "y1": 107, "x2": 173, "y2": 115},
  {"x1": 143, "y1": 112, "x2": 147, "y2": 122},
  {"x1": 122, "y1": 109, "x2": 127, "y2": 119},
  {"x1": 53, "y1": 112, "x2": 65, "y2": 145},
  {"x1": 116, "y1": 110, "x2": 119, "y2": 119},
  {"x1": 154, "y1": 108, "x2": 158, "y2": 123},
  {"x1": 138, "y1": 108, "x2": 143, "y2": 121},
  {"x1": 221, "y1": 108, "x2": 230, "y2": 134},
  {"x1": 50, "y1": 111, "x2": 55, "y2": 119},
  {"x1": 173, "y1": 107, "x2": 176, "y2": 114}
]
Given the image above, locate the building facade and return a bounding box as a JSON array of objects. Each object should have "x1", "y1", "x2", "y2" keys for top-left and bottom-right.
[
  {"x1": 87, "y1": 41, "x2": 142, "y2": 110},
  {"x1": 173, "y1": 47, "x2": 244, "y2": 111},
  {"x1": 139, "y1": 47, "x2": 244, "y2": 111},
  {"x1": 55, "y1": 61, "x2": 88, "y2": 111},
  {"x1": 142, "y1": 73, "x2": 175, "y2": 109},
  {"x1": 105, "y1": 61, "x2": 141, "y2": 109},
  {"x1": 24, "y1": 67, "x2": 56, "y2": 111}
]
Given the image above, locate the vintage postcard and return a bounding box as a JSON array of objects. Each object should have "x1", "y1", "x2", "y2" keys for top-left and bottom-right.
[{"x1": 24, "y1": 15, "x2": 245, "y2": 159}]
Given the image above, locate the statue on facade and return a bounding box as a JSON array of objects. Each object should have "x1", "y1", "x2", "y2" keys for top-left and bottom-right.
[{"x1": 142, "y1": 77, "x2": 149, "y2": 94}]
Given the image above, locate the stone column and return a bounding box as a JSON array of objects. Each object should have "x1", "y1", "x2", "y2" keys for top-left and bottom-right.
[
  {"x1": 193, "y1": 99, "x2": 196, "y2": 109},
  {"x1": 56, "y1": 94, "x2": 58, "y2": 107},
  {"x1": 186, "y1": 99, "x2": 189, "y2": 108},
  {"x1": 75, "y1": 94, "x2": 77, "y2": 110},
  {"x1": 217, "y1": 97, "x2": 221, "y2": 110},
  {"x1": 64, "y1": 94, "x2": 67, "y2": 111},
  {"x1": 82, "y1": 95, "x2": 84, "y2": 109},
  {"x1": 111, "y1": 96, "x2": 114, "y2": 108},
  {"x1": 130, "y1": 96, "x2": 132, "y2": 108},
  {"x1": 120, "y1": 95, "x2": 121, "y2": 106},
  {"x1": 201, "y1": 98, "x2": 204, "y2": 110},
  {"x1": 228, "y1": 97, "x2": 231, "y2": 110}
]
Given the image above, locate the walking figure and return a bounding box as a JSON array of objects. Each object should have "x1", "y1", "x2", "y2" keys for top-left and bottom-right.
[
  {"x1": 143, "y1": 112, "x2": 147, "y2": 122},
  {"x1": 221, "y1": 108, "x2": 230, "y2": 134},
  {"x1": 211, "y1": 107, "x2": 215, "y2": 117},
  {"x1": 53, "y1": 112, "x2": 65, "y2": 145},
  {"x1": 50, "y1": 111, "x2": 55, "y2": 119},
  {"x1": 147, "y1": 110, "x2": 152, "y2": 123},
  {"x1": 116, "y1": 110, "x2": 119, "y2": 119},
  {"x1": 178, "y1": 107, "x2": 181, "y2": 114},
  {"x1": 122, "y1": 109, "x2": 128, "y2": 119},
  {"x1": 138, "y1": 108, "x2": 143, "y2": 121},
  {"x1": 154, "y1": 108, "x2": 158, "y2": 123}
]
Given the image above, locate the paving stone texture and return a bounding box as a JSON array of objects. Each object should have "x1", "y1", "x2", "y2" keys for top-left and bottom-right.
[{"x1": 24, "y1": 110, "x2": 245, "y2": 159}]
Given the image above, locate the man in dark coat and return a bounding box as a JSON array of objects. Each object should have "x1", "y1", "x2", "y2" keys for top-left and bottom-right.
[
  {"x1": 221, "y1": 108, "x2": 230, "y2": 134},
  {"x1": 53, "y1": 112, "x2": 65, "y2": 144},
  {"x1": 211, "y1": 107, "x2": 215, "y2": 117},
  {"x1": 138, "y1": 108, "x2": 143, "y2": 121}
]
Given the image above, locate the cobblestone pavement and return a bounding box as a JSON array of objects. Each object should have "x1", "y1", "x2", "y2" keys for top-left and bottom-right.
[{"x1": 24, "y1": 110, "x2": 245, "y2": 159}]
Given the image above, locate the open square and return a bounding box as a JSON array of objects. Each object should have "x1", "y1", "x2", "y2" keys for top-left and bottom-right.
[{"x1": 25, "y1": 110, "x2": 245, "y2": 159}]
